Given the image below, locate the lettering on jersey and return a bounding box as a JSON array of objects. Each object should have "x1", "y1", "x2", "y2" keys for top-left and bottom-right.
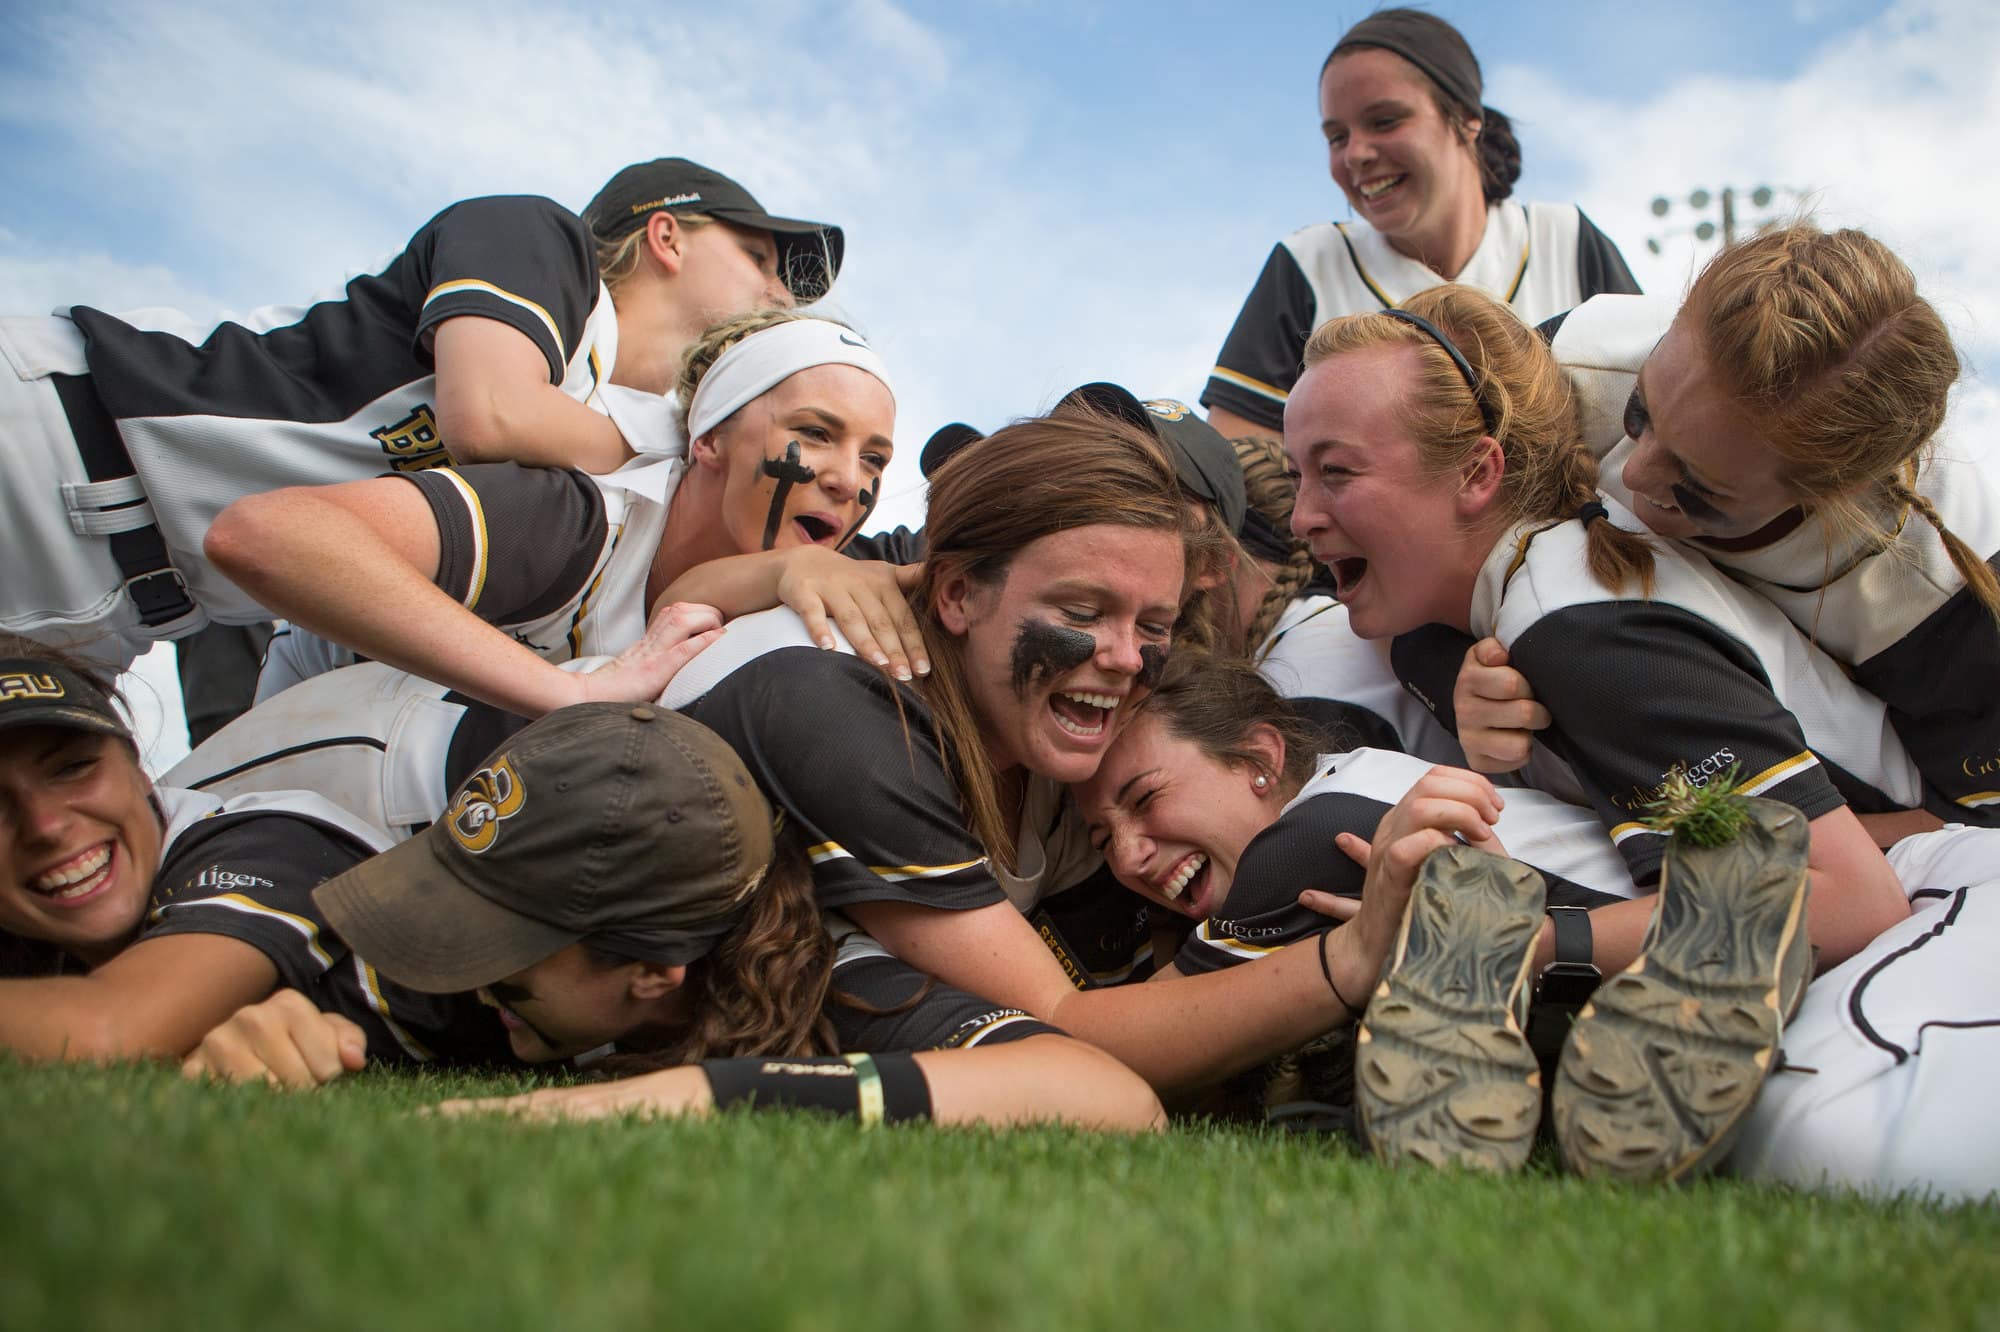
[
  {"x1": 448, "y1": 755, "x2": 527, "y2": 854},
  {"x1": 195, "y1": 867, "x2": 277, "y2": 893},
  {"x1": 1209, "y1": 919, "x2": 1290, "y2": 941},
  {"x1": 370, "y1": 404, "x2": 450, "y2": 473},
  {"x1": 1402, "y1": 679, "x2": 1439, "y2": 715},
  {"x1": 0, "y1": 672, "x2": 64, "y2": 701},
  {"x1": 1010, "y1": 619, "x2": 1095, "y2": 696},
  {"x1": 1142, "y1": 398, "x2": 1192, "y2": 423},
  {"x1": 1964, "y1": 751, "x2": 2000, "y2": 778},
  {"x1": 1608, "y1": 747, "x2": 1740, "y2": 814},
  {"x1": 1037, "y1": 922, "x2": 1089, "y2": 990},
  {"x1": 944, "y1": 1008, "x2": 1034, "y2": 1048}
]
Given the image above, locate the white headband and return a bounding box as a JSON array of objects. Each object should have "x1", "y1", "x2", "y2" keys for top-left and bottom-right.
[{"x1": 686, "y1": 319, "x2": 894, "y2": 441}]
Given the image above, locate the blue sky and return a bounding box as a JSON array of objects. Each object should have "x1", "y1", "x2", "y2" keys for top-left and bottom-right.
[{"x1": 4, "y1": 0, "x2": 1995, "y2": 766}]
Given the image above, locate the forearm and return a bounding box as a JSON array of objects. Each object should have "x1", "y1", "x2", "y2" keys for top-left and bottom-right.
[
  {"x1": 657, "y1": 550, "x2": 795, "y2": 619},
  {"x1": 442, "y1": 381, "x2": 632, "y2": 473},
  {"x1": 915, "y1": 1036, "x2": 1164, "y2": 1132},
  {"x1": 1046, "y1": 939, "x2": 1348, "y2": 1096},
  {"x1": 207, "y1": 488, "x2": 583, "y2": 717},
  {"x1": 0, "y1": 977, "x2": 147, "y2": 1061},
  {"x1": 1204, "y1": 405, "x2": 1279, "y2": 447}
]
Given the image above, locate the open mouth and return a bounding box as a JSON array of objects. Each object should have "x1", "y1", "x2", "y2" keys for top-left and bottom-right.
[
  {"x1": 1356, "y1": 173, "x2": 1406, "y2": 202},
  {"x1": 1049, "y1": 689, "x2": 1118, "y2": 739},
  {"x1": 1328, "y1": 556, "x2": 1369, "y2": 600},
  {"x1": 792, "y1": 513, "x2": 839, "y2": 544},
  {"x1": 1156, "y1": 852, "x2": 1211, "y2": 916},
  {"x1": 30, "y1": 843, "x2": 114, "y2": 904}
]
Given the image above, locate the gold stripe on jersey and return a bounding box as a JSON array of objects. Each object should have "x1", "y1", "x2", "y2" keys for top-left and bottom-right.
[
  {"x1": 148, "y1": 893, "x2": 334, "y2": 969},
  {"x1": 1192, "y1": 920, "x2": 1285, "y2": 960},
  {"x1": 1208, "y1": 365, "x2": 1289, "y2": 405},
  {"x1": 1741, "y1": 751, "x2": 1819, "y2": 796},
  {"x1": 1958, "y1": 790, "x2": 2000, "y2": 809},
  {"x1": 588, "y1": 345, "x2": 605, "y2": 392},
  {"x1": 1608, "y1": 819, "x2": 1659, "y2": 845},
  {"x1": 1334, "y1": 224, "x2": 1398, "y2": 309},
  {"x1": 955, "y1": 1011, "x2": 1044, "y2": 1047},
  {"x1": 807, "y1": 838, "x2": 988, "y2": 881},
  {"x1": 567, "y1": 521, "x2": 622, "y2": 657},
  {"x1": 431, "y1": 469, "x2": 491, "y2": 609},
  {"x1": 354, "y1": 956, "x2": 435, "y2": 1061},
  {"x1": 423, "y1": 279, "x2": 567, "y2": 365},
  {"x1": 1502, "y1": 235, "x2": 1531, "y2": 303}
]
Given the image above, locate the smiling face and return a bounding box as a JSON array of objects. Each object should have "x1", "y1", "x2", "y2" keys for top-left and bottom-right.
[
  {"x1": 696, "y1": 363, "x2": 896, "y2": 555},
  {"x1": 478, "y1": 944, "x2": 687, "y2": 1064},
  {"x1": 1076, "y1": 712, "x2": 1280, "y2": 921},
  {"x1": 1619, "y1": 320, "x2": 1801, "y2": 544},
  {"x1": 0, "y1": 728, "x2": 161, "y2": 966},
  {"x1": 938, "y1": 524, "x2": 1184, "y2": 785},
  {"x1": 1319, "y1": 47, "x2": 1485, "y2": 261},
  {"x1": 1284, "y1": 343, "x2": 1493, "y2": 639}
]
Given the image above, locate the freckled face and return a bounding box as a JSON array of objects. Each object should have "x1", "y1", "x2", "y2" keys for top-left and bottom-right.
[
  {"x1": 699, "y1": 364, "x2": 895, "y2": 555},
  {"x1": 1283, "y1": 344, "x2": 1491, "y2": 638},
  {"x1": 941, "y1": 525, "x2": 1184, "y2": 785},
  {"x1": 1619, "y1": 321, "x2": 1799, "y2": 543},
  {"x1": 0, "y1": 728, "x2": 160, "y2": 966},
  {"x1": 1076, "y1": 714, "x2": 1276, "y2": 921}
]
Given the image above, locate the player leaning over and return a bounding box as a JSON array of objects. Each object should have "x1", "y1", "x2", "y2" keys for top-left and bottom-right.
[{"x1": 0, "y1": 157, "x2": 839, "y2": 675}]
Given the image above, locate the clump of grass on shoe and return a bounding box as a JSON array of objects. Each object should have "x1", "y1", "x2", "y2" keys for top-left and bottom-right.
[{"x1": 1642, "y1": 765, "x2": 1749, "y2": 849}]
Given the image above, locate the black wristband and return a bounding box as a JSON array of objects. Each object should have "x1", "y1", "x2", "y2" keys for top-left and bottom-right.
[{"x1": 702, "y1": 1053, "x2": 934, "y2": 1126}]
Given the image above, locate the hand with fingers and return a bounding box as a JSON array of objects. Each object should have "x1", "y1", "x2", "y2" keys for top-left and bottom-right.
[
  {"x1": 776, "y1": 549, "x2": 928, "y2": 681},
  {"x1": 1308, "y1": 766, "x2": 1510, "y2": 1014},
  {"x1": 181, "y1": 988, "x2": 368, "y2": 1089},
  {"x1": 570, "y1": 601, "x2": 725, "y2": 707},
  {"x1": 1454, "y1": 638, "x2": 1548, "y2": 773}
]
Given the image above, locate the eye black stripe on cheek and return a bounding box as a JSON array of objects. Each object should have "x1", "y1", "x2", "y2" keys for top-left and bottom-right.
[{"x1": 1009, "y1": 619, "x2": 1096, "y2": 697}]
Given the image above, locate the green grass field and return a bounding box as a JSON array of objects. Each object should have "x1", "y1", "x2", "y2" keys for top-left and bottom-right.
[{"x1": 4, "y1": 1061, "x2": 1996, "y2": 1332}]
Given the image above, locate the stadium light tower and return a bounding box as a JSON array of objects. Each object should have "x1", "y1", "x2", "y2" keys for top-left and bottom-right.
[{"x1": 1645, "y1": 184, "x2": 1784, "y2": 254}]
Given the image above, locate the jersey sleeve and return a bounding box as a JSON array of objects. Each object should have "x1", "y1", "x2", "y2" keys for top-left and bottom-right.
[
  {"x1": 1850, "y1": 567, "x2": 2000, "y2": 826},
  {"x1": 1573, "y1": 211, "x2": 1643, "y2": 299},
  {"x1": 1388, "y1": 622, "x2": 1478, "y2": 737},
  {"x1": 828, "y1": 953, "x2": 1061, "y2": 1051},
  {"x1": 1508, "y1": 601, "x2": 1846, "y2": 884},
  {"x1": 685, "y1": 648, "x2": 1009, "y2": 913},
  {"x1": 395, "y1": 463, "x2": 609, "y2": 624},
  {"x1": 1201, "y1": 244, "x2": 1317, "y2": 431},
  {"x1": 1177, "y1": 793, "x2": 1377, "y2": 975},
  {"x1": 407, "y1": 195, "x2": 601, "y2": 383},
  {"x1": 141, "y1": 813, "x2": 373, "y2": 990}
]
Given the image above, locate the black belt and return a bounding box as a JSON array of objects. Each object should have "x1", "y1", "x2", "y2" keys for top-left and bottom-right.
[{"x1": 50, "y1": 372, "x2": 198, "y2": 629}]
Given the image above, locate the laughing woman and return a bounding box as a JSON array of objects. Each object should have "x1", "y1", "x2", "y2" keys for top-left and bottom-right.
[
  {"x1": 1202, "y1": 8, "x2": 1637, "y2": 444},
  {"x1": 205, "y1": 312, "x2": 907, "y2": 717}
]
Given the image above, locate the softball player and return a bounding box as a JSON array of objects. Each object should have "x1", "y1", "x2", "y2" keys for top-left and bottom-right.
[
  {"x1": 0, "y1": 158, "x2": 840, "y2": 673},
  {"x1": 1201, "y1": 8, "x2": 1638, "y2": 443}
]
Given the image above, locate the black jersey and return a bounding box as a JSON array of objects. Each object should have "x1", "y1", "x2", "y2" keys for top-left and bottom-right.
[
  {"x1": 143, "y1": 788, "x2": 514, "y2": 1065},
  {"x1": 1202, "y1": 203, "x2": 1639, "y2": 432},
  {"x1": 63, "y1": 196, "x2": 618, "y2": 622},
  {"x1": 829, "y1": 933, "x2": 1061, "y2": 1052},
  {"x1": 1392, "y1": 506, "x2": 1927, "y2": 884}
]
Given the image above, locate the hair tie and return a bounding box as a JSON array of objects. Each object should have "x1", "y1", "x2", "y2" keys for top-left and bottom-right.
[
  {"x1": 1379, "y1": 307, "x2": 1498, "y2": 435},
  {"x1": 1576, "y1": 500, "x2": 1609, "y2": 526}
]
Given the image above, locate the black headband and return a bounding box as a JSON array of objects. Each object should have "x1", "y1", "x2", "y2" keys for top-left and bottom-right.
[
  {"x1": 1331, "y1": 9, "x2": 1483, "y2": 115},
  {"x1": 1381, "y1": 308, "x2": 1498, "y2": 435}
]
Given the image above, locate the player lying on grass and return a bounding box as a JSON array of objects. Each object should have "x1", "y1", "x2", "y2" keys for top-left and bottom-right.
[
  {"x1": 1448, "y1": 223, "x2": 2000, "y2": 840},
  {"x1": 1, "y1": 157, "x2": 838, "y2": 674},
  {"x1": 208, "y1": 311, "x2": 922, "y2": 714},
  {"x1": 0, "y1": 637, "x2": 1161, "y2": 1131},
  {"x1": 1077, "y1": 650, "x2": 2000, "y2": 1197}
]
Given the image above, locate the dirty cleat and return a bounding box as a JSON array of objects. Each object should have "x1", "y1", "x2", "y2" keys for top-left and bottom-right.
[
  {"x1": 1552, "y1": 794, "x2": 1810, "y2": 1183},
  {"x1": 1356, "y1": 845, "x2": 1547, "y2": 1172}
]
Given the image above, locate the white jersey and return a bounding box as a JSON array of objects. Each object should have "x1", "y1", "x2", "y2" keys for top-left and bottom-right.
[
  {"x1": 1401, "y1": 501, "x2": 1925, "y2": 884},
  {"x1": 1552, "y1": 293, "x2": 2000, "y2": 822},
  {"x1": 1256, "y1": 595, "x2": 1465, "y2": 766},
  {"x1": 1203, "y1": 202, "x2": 1640, "y2": 431}
]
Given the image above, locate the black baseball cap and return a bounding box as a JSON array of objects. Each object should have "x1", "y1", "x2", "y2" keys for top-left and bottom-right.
[
  {"x1": 919, "y1": 422, "x2": 986, "y2": 479},
  {"x1": 1056, "y1": 383, "x2": 1248, "y2": 534},
  {"x1": 316, "y1": 703, "x2": 776, "y2": 993},
  {"x1": 583, "y1": 158, "x2": 845, "y2": 303},
  {"x1": 0, "y1": 658, "x2": 131, "y2": 741}
]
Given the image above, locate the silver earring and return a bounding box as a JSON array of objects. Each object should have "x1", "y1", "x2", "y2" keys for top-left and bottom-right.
[{"x1": 1254, "y1": 774, "x2": 1269, "y2": 790}]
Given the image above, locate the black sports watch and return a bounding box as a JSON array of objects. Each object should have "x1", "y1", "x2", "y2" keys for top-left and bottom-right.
[{"x1": 1536, "y1": 905, "x2": 1602, "y2": 1010}]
